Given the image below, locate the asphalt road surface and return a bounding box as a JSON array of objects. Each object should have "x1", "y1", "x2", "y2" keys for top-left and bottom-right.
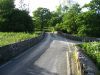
[{"x1": 0, "y1": 33, "x2": 80, "y2": 75}]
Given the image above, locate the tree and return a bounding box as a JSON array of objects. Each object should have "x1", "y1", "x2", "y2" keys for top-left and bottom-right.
[
  {"x1": 62, "y1": 5, "x2": 68, "y2": 13},
  {"x1": 56, "y1": 5, "x2": 68, "y2": 14},
  {"x1": 0, "y1": 0, "x2": 14, "y2": 31},
  {"x1": 33, "y1": 7, "x2": 51, "y2": 31},
  {"x1": 51, "y1": 5, "x2": 68, "y2": 26},
  {"x1": 51, "y1": 5, "x2": 68, "y2": 31},
  {"x1": 0, "y1": 0, "x2": 14, "y2": 10},
  {"x1": 50, "y1": 11, "x2": 62, "y2": 27},
  {"x1": 55, "y1": 0, "x2": 100, "y2": 37},
  {"x1": 0, "y1": 9, "x2": 34, "y2": 32},
  {"x1": 76, "y1": 0, "x2": 100, "y2": 37},
  {"x1": 76, "y1": 11, "x2": 100, "y2": 37},
  {"x1": 0, "y1": 0, "x2": 34, "y2": 32},
  {"x1": 56, "y1": 5, "x2": 62, "y2": 15},
  {"x1": 84, "y1": 0, "x2": 100, "y2": 12},
  {"x1": 57, "y1": 3, "x2": 81, "y2": 34}
]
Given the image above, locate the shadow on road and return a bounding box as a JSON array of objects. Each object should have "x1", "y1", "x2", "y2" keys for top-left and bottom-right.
[
  {"x1": 25, "y1": 64, "x2": 59, "y2": 75},
  {"x1": 0, "y1": 33, "x2": 79, "y2": 75}
]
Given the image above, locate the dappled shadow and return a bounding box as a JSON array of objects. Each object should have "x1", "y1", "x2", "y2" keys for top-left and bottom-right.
[{"x1": 25, "y1": 64, "x2": 59, "y2": 75}]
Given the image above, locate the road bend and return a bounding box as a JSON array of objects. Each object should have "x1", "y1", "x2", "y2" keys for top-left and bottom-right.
[{"x1": 0, "y1": 33, "x2": 80, "y2": 75}]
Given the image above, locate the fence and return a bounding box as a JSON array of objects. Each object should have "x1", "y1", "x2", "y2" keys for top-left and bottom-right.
[
  {"x1": 57, "y1": 31, "x2": 100, "y2": 42},
  {"x1": 0, "y1": 32, "x2": 46, "y2": 65}
]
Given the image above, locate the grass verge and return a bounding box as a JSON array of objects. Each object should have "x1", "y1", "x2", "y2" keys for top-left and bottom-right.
[{"x1": 0, "y1": 32, "x2": 39, "y2": 47}]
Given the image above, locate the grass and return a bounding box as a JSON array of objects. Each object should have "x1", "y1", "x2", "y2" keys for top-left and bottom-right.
[
  {"x1": 72, "y1": 50, "x2": 82, "y2": 75},
  {"x1": 0, "y1": 32, "x2": 40, "y2": 47},
  {"x1": 78, "y1": 42, "x2": 100, "y2": 70}
]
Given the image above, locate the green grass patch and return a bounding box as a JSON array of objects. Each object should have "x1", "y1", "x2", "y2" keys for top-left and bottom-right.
[
  {"x1": 78, "y1": 42, "x2": 100, "y2": 70},
  {"x1": 0, "y1": 32, "x2": 39, "y2": 47}
]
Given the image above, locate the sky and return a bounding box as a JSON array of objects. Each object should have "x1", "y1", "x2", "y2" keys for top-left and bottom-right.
[
  {"x1": 76, "y1": 0, "x2": 91, "y2": 6},
  {"x1": 15, "y1": 0, "x2": 91, "y2": 15}
]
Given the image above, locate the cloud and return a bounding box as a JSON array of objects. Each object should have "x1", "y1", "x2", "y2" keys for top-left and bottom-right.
[
  {"x1": 75, "y1": 0, "x2": 91, "y2": 6},
  {"x1": 15, "y1": 0, "x2": 91, "y2": 15}
]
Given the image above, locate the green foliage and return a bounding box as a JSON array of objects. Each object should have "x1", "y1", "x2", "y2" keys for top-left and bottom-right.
[
  {"x1": 76, "y1": 0, "x2": 100, "y2": 37},
  {"x1": 33, "y1": 7, "x2": 51, "y2": 31},
  {"x1": 56, "y1": 5, "x2": 68, "y2": 14},
  {"x1": 0, "y1": 0, "x2": 34, "y2": 32},
  {"x1": 56, "y1": 4, "x2": 81, "y2": 34},
  {"x1": 0, "y1": 9, "x2": 34, "y2": 32},
  {"x1": 55, "y1": 23, "x2": 67, "y2": 33},
  {"x1": 83, "y1": 0, "x2": 100, "y2": 12},
  {"x1": 76, "y1": 9, "x2": 100, "y2": 37},
  {"x1": 50, "y1": 12, "x2": 63, "y2": 27},
  {"x1": 56, "y1": 0, "x2": 100, "y2": 37},
  {"x1": 0, "y1": 0, "x2": 14, "y2": 10},
  {"x1": 50, "y1": 5, "x2": 68, "y2": 31},
  {"x1": 64, "y1": 4, "x2": 81, "y2": 34},
  {"x1": 56, "y1": 5, "x2": 62, "y2": 15},
  {"x1": 79, "y1": 42, "x2": 100, "y2": 70},
  {"x1": 0, "y1": 32, "x2": 38, "y2": 46}
]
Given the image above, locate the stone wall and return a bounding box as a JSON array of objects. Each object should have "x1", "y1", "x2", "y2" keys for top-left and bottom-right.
[
  {"x1": 58, "y1": 31, "x2": 100, "y2": 42},
  {"x1": 0, "y1": 32, "x2": 46, "y2": 65}
]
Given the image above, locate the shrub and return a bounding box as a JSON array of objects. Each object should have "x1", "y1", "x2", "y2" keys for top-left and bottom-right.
[
  {"x1": 79, "y1": 42, "x2": 100, "y2": 70},
  {"x1": 0, "y1": 9, "x2": 34, "y2": 32}
]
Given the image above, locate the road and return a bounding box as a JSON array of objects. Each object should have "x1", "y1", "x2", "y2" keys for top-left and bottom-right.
[{"x1": 0, "y1": 33, "x2": 80, "y2": 75}]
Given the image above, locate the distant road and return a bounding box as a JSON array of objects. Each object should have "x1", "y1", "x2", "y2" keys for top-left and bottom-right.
[{"x1": 0, "y1": 33, "x2": 80, "y2": 75}]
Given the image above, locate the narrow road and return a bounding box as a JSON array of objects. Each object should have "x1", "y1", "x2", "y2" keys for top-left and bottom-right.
[{"x1": 0, "y1": 33, "x2": 80, "y2": 75}]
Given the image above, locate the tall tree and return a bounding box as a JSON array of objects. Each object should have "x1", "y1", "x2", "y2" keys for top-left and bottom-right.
[
  {"x1": 84, "y1": 0, "x2": 100, "y2": 12},
  {"x1": 0, "y1": 0, "x2": 34, "y2": 32},
  {"x1": 0, "y1": 0, "x2": 14, "y2": 10},
  {"x1": 0, "y1": 0, "x2": 15, "y2": 31},
  {"x1": 33, "y1": 7, "x2": 51, "y2": 31},
  {"x1": 50, "y1": 11, "x2": 62, "y2": 27},
  {"x1": 50, "y1": 5, "x2": 68, "y2": 30},
  {"x1": 76, "y1": 0, "x2": 100, "y2": 37},
  {"x1": 56, "y1": 5, "x2": 62, "y2": 15},
  {"x1": 62, "y1": 3, "x2": 81, "y2": 34}
]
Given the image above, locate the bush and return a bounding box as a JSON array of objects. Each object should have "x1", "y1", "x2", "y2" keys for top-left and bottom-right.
[
  {"x1": 0, "y1": 9, "x2": 34, "y2": 32},
  {"x1": 79, "y1": 42, "x2": 100, "y2": 70},
  {"x1": 76, "y1": 11, "x2": 100, "y2": 37}
]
